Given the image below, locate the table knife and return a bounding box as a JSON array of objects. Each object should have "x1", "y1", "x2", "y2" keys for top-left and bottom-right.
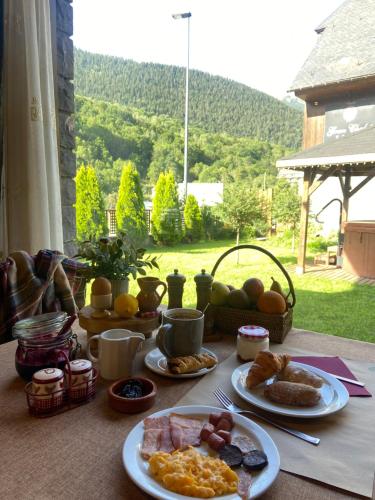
[{"x1": 327, "y1": 372, "x2": 365, "y2": 387}]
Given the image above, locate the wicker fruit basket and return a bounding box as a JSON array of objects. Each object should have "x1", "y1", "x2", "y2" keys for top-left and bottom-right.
[{"x1": 204, "y1": 245, "x2": 296, "y2": 343}]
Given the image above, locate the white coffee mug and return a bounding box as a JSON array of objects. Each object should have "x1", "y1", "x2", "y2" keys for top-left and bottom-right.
[{"x1": 87, "y1": 329, "x2": 145, "y2": 380}]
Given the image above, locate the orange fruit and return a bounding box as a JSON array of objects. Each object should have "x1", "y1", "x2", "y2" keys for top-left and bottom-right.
[
  {"x1": 257, "y1": 290, "x2": 286, "y2": 314},
  {"x1": 114, "y1": 293, "x2": 138, "y2": 318}
]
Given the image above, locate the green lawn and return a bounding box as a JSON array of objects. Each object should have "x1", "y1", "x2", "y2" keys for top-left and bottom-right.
[{"x1": 124, "y1": 239, "x2": 375, "y2": 344}]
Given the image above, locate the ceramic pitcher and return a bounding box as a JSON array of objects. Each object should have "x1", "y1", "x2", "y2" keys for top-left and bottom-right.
[
  {"x1": 87, "y1": 329, "x2": 145, "y2": 380},
  {"x1": 136, "y1": 277, "x2": 167, "y2": 313}
]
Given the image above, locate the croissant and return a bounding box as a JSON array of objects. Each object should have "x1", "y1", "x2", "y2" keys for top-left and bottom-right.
[
  {"x1": 246, "y1": 350, "x2": 290, "y2": 389},
  {"x1": 277, "y1": 365, "x2": 323, "y2": 388},
  {"x1": 264, "y1": 381, "x2": 321, "y2": 407},
  {"x1": 167, "y1": 353, "x2": 217, "y2": 374}
]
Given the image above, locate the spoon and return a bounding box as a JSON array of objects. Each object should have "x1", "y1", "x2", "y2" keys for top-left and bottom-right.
[{"x1": 58, "y1": 313, "x2": 77, "y2": 337}]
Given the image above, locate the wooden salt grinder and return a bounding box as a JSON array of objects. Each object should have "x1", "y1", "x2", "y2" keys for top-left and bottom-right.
[{"x1": 166, "y1": 269, "x2": 186, "y2": 309}]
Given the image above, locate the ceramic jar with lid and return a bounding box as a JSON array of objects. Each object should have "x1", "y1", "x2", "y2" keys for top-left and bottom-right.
[
  {"x1": 237, "y1": 325, "x2": 269, "y2": 361},
  {"x1": 31, "y1": 367, "x2": 65, "y2": 410},
  {"x1": 65, "y1": 359, "x2": 93, "y2": 401}
]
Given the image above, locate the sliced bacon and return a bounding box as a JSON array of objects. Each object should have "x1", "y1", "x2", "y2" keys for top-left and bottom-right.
[
  {"x1": 141, "y1": 429, "x2": 162, "y2": 459},
  {"x1": 141, "y1": 414, "x2": 203, "y2": 458},
  {"x1": 143, "y1": 416, "x2": 169, "y2": 430},
  {"x1": 169, "y1": 413, "x2": 203, "y2": 450},
  {"x1": 141, "y1": 416, "x2": 171, "y2": 459},
  {"x1": 159, "y1": 427, "x2": 174, "y2": 453},
  {"x1": 237, "y1": 468, "x2": 252, "y2": 499}
]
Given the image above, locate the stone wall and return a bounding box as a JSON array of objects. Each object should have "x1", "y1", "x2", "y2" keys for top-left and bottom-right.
[
  {"x1": 52, "y1": 0, "x2": 76, "y2": 256},
  {"x1": 0, "y1": 0, "x2": 3, "y2": 192}
]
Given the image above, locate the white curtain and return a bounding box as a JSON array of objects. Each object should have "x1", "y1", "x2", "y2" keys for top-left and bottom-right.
[{"x1": 0, "y1": 0, "x2": 63, "y2": 257}]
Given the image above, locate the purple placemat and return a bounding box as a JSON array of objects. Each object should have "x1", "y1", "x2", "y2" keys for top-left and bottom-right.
[{"x1": 291, "y1": 356, "x2": 371, "y2": 397}]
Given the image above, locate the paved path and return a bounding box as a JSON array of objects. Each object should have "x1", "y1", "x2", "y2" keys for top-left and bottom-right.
[{"x1": 288, "y1": 264, "x2": 375, "y2": 286}]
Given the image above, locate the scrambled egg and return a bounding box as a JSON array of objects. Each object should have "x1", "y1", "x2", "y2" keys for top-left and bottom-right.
[{"x1": 148, "y1": 447, "x2": 238, "y2": 498}]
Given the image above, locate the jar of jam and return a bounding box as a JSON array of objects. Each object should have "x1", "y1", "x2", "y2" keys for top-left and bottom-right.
[
  {"x1": 237, "y1": 325, "x2": 269, "y2": 362},
  {"x1": 13, "y1": 312, "x2": 80, "y2": 381}
]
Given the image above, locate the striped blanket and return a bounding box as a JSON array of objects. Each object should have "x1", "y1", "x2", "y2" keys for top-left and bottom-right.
[{"x1": 0, "y1": 250, "x2": 86, "y2": 343}]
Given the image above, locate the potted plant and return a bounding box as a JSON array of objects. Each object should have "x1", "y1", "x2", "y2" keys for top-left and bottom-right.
[{"x1": 76, "y1": 232, "x2": 159, "y2": 303}]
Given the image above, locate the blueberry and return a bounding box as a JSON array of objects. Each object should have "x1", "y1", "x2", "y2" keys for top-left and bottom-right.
[{"x1": 119, "y1": 379, "x2": 144, "y2": 398}]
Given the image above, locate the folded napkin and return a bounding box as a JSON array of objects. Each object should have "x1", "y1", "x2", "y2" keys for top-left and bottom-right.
[{"x1": 292, "y1": 356, "x2": 371, "y2": 397}]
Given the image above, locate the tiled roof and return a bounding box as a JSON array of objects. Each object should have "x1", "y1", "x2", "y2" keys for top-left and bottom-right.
[
  {"x1": 276, "y1": 126, "x2": 375, "y2": 168},
  {"x1": 290, "y1": 0, "x2": 375, "y2": 91}
]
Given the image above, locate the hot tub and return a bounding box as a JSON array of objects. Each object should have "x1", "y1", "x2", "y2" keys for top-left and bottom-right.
[{"x1": 342, "y1": 221, "x2": 375, "y2": 278}]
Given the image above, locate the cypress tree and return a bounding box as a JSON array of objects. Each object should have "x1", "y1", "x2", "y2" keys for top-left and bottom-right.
[
  {"x1": 116, "y1": 161, "x2": 147, "y2": 245},
  {"x1": 151, "y1": 172, "x2": 166, "y2": 243},
  {"x1": 151, "y1": 171, "x2": 182, "y2": 245},
  {"x1": 75, "y1": 165, "x2": 107, "y2": 241},
  {"x1": 184, "y1": 194, "x2": 203, "y2": 242}
]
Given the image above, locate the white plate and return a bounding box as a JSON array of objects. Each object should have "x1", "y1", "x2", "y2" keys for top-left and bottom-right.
[
  {"x1": 231, "y1": 361, "x2": 349, "y2": 419},
  {"x1": 145, "y1": 347, "x2": 218, "y2": 378},
  {"x1": 123, "y1": 405, "x2": 280, "y2": 499}
]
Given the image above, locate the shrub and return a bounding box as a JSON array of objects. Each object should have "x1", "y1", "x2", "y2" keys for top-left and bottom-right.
[{"x1": 201, "y1": 205, "x2": 234, "y2": 241}]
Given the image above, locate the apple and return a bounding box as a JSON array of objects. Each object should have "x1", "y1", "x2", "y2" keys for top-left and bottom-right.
[{"x1": 210, "y1": 281, "x2": 230, "y2": 306}]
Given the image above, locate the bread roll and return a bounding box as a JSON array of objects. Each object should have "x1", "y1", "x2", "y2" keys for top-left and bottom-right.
[
  {"x1": 278, "y1": 365, "x2": 323, "y2": 388},
  {"x1": 264, "y1": 381, "x2": 321, "y2": 407}
]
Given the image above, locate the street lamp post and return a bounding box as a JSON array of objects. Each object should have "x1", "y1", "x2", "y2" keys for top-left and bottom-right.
[{"x1": 172, "y1": 12, "x2": 191, "y2": 200}]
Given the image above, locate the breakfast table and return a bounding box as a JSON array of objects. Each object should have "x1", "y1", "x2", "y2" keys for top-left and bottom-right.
[{"x1": 0, "y1": 323, "x2": 374, "y2": 500}]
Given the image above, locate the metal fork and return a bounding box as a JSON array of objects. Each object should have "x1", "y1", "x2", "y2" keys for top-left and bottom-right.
[{"x1": 213, "y1": 387, "x2": 320, "y2": 446}]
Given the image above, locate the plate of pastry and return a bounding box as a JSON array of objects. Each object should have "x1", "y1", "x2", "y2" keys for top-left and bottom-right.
[
  {"x1": 231, "y1": 351, "x2": 349, "y2": 418},
  {"x1": 123, "y1": 405, "x2": 280, "y2": 499},
  {"x1": 145, "y1": 347, "x2": 218, "y2": 378}
]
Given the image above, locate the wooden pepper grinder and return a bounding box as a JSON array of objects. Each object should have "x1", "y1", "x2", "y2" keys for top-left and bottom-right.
[
  {"x1": 166, "y1": 269, "x2": 186, "y2": 309},
  {"x1": 194, "y1": 269, "x2": 213, "y2": 312}
]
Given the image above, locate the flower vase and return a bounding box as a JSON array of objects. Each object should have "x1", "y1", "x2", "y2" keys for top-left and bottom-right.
[{"x1": 110, "y1": 278, "x2": 129, "y2": 307}]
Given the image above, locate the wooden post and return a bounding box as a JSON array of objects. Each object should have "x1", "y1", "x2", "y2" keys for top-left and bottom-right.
[
  {"x1": 296, "y1": 169, "x2": 312, "y2": 274},
  {"x1": 341, "y1": 171, "x2": 351, "y2": 231},
  {"x1": 337, "y1": 171, "x2": 351, "y2": 262}
]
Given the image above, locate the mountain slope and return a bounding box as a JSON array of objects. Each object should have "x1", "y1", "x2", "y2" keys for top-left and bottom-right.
[{"x1": 75, "y1": 49, "x2": 303, "y2": 149}]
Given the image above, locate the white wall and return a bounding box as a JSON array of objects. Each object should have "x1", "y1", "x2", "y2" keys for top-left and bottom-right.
[
  {"x1": 279, "y1": 169, "x2": 375, "y2": 236},
  {"x1": 310, "y1": 176, "x2": 375, "y2": 236}
]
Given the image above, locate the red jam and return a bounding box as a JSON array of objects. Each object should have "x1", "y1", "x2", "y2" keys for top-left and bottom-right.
[{"x1": 13, "y1": 313, "x2": 80, "y2": 381}]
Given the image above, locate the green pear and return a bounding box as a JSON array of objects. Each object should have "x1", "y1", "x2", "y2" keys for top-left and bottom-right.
[
  {"x1": 270, "y1": 277, "x2": 285, "y2": 298},
  {"x1": 210, "y1": 281, "x2": 230, "y2": 306}
]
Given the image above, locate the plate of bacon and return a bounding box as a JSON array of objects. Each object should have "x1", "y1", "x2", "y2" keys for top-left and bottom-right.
[{"x1": 122, "y1": 405, "x2": 280, "y2": 499}]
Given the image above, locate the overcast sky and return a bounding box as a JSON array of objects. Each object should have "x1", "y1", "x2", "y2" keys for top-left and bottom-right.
[{"x1": 73, "y1": 0, "x2": 344, "y2": 99}]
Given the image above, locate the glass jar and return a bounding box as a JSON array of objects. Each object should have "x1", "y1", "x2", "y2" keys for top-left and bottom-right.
[
  {"x1": 13, "y1": 312, "x2": 80, "y2": 381},
  {"x1": 237, "y1": 325, "x2": 269, "y2": 362}
]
